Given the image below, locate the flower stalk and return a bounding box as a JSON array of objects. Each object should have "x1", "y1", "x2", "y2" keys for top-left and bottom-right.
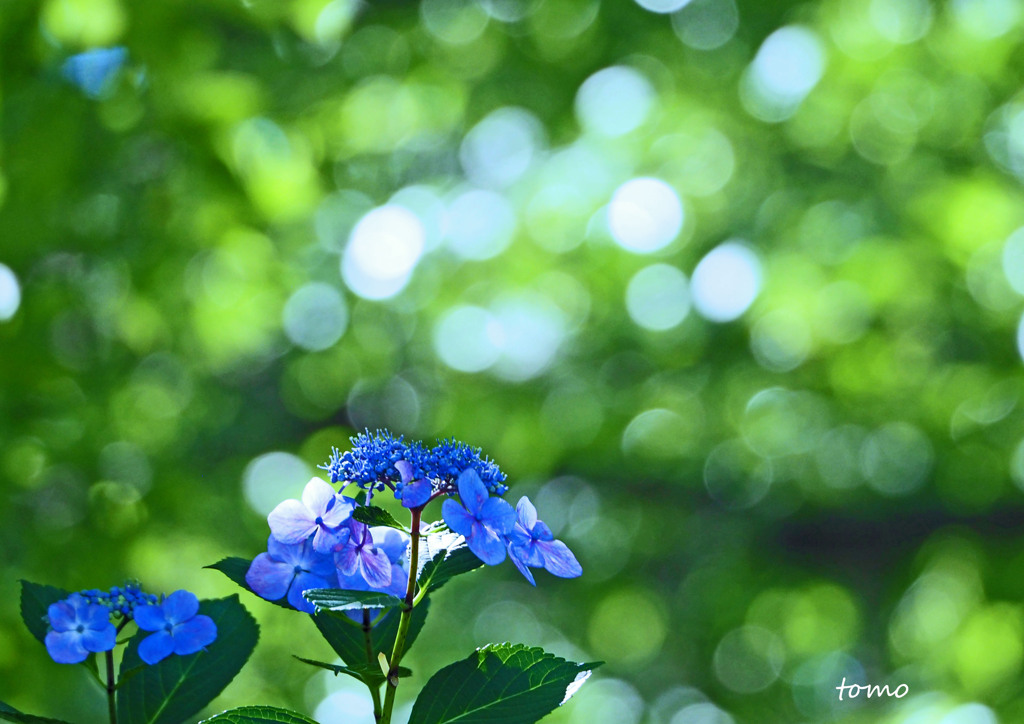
[{"x1": 379, "y1": 507, "x2": 421, "y2": 724}]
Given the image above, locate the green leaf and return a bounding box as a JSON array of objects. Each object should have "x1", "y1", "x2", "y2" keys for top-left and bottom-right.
[
  {"x1": 304, "y1": 588, "x2": 404, "y2": 612},
  {"x1": 117, "y1": 595, "x2": 258, "y2": 724},
  {"x1": 416, "y1": 537, "x2": 483, "y2": 595},
  {"x1": 408, "y1": 643, "x2": 600, "y2": 724},
  {"x1": 352, "y1": 505, "x2": 407, "y2": 531},
  {"x1": 197, "y1": 706, "x2": 319, "y2": 724},
  {"x1": 0, "y1": 703, "x2": 73, "y2": 724},
  {"x1": 19, "y1": 581, "x2": 70, "y2": 644},
  {"x1": 312, "y1": 599, "x2": 430, "y2": 667},
  {"x1": 293, "y1": 656, "x2": 411, "y2": 685}
]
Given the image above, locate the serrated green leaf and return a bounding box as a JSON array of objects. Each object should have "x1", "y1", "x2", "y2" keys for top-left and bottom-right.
[
  {"x1": 19, "y1": 581, "x2": 70, "y2": 644},
  {"x1": 408, "y1": 643, "x2": 600, "y2": 724},
  {"x1": 0, "y1": 703, "x2": 72, "y2": 724},
  {"x1": 197, "y1": 705, "x2": 319, "y2": 724},
  {"x1": 117, "y1": 595, "x2": 258, "y2": 724},
  {"x1": 416, "y1": 541, "x2": 483, "y2": 595},
  {"x1": 293, "y1": 656, "x2": 412, "y2": 685},
  {"x1": 352, "y1": 505, "x2": 407, "y2": 531},
  {"x1": 312, "y1": 599, "x2": 430, "y2": 667},
  {"x1": 304, "y1": 588, "x2": 404, "y2": 612}
]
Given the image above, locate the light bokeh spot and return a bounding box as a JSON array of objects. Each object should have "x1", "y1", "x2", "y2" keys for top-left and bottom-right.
[
  {"x1": 576, "y1": 66, "x2": 656, "y2": 137},
  {"x1": 282, "y1": 283, "x2": 348, "y2": 351},
  {"x1": 242, "y1": 452, "x2": 313, "y2": 517},
  {"x1": 671, "y1": 0, "x2": 739, "y2": 50},
  {"x1": 433, "y1": 305, "x2": 503, "y2": 373},
  {"x1": 741, "y1": 26, "x2": 825, "y2": 122},
  {"x1": 625, "y1": 264, "x2": 690, "y2": 331},
  {"x1": 608, "y1": 178, "x2": 684, "y2": 253},
  {"x1": 445, "y1": 189, "x2": 517, "y2": 260},
  {"x1": 691, "y1": 242, "x2": 762, "y2": 322},
  {"x1": 0, "y1": 264, "x2": 21, "y2": 321},
  {"x1": 342, "y1": 205, "x2": 425, "y2": 300},
  {"x1": 460, "y1": 107, "x2": 544, "y2": 188}
]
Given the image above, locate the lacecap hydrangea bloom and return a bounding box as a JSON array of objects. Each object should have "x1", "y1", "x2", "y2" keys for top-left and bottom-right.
[
  {"x1": 44, "y1": 583, "x2": 215, "y2": 665},
  {"x1": 247, "y1": 431, "x2": 579, "y2": 614}
]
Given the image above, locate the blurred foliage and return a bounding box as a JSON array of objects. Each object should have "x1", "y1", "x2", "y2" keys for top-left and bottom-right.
[{"x1": 3, "y1": 0, "x2": 1024, "y2": 722}]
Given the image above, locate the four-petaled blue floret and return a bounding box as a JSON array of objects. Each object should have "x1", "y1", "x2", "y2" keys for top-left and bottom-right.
[
  {"x1": 44, "y1": 593, "x2": 117, "y2": 664},
  {"x1": 133, "y1": 590, "x2": 218, "y2": 665}
]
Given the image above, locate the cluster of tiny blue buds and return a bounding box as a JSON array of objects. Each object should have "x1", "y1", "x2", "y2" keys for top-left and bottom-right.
[
  {"x1": 321, "y1": 430, "x2": 508, "y2": 497},
  {"x1": 78, "y1": 582, "x2": 159, "y2": 618}
]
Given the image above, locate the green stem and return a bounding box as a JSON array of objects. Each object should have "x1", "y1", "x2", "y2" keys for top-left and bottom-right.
[
  {"x1": 105, "y1": 648, "x2": 117, "y2": 724},
  {"x1": 363, "y1": 608, "x2": 383, "y2": 722},
  {"x1": 380, "y1": 507, "x2": 421, "y2": 724}
]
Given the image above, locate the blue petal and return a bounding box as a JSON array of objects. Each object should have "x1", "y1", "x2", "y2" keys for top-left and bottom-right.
[
  {"x1": 45, "y1": 630, "x2": 88, "y2": 664},
  {"x1": 162, "y1": 591, "x2": 199, "y2": 624},
  {"x1": 46, "y1": 599, "x2": 77, "y2": 632},
  {"x1": 245, "y1": 552, "x2": 292, "y2": 602},
  {"x1": 171, "y1": 615, "x2": 217, "y2": 655},
  {"x1": 467, "y1": 521, "x2": 507, "y2": 565},
  {"x1": 456, "y1": 468, "x2": 489, "y2": 515},
  {"x1": 62, "y1": 47, "x2": 127, "y2": 99},
  {"x1": 139, "y1": 630, "x2": 174, "y2": 665},
  {"x1": 133, "y1": 604, "x2": 168, "y2": 632},
  {"x1": 358, "y1": 546, "x2": 393, "y2": 590},
  {"x1": 400, "y1": 477, "x2": 432, "y2": 508},
  {"x1": 508, "y1": 546, "x2": 536, "y2": 586},
  {"x1": 479, "y1": 496, "x2": 515, "y2": 536},
  {"x1": 442, "y1": 499, "x2": 475, "y2": 536},
  {"x1": 268, "y1": 499, "x2": 316, "y2": 545},
  {"x1": 516, "y1": 497, "x2": 538, "y2": 529},
  {"x1": 538, "y1": 540, "x2": 582, "y2": 578},
  {"x1": 81, "y1": 624, "x2": 117, "y2": 653}
]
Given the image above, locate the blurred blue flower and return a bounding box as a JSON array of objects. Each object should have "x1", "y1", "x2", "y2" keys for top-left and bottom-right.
[
  {"x1": 44, "y1": 593, "x2": 117, "y2": 664},
  {"x1": 268, "y1": 477, "x2": 353, "y2": 553},
  {"x1": 441, "y1": 469, "x2": 515, "y2": 565},
  {"x1": 246, "y1": 535, "x2": 337, "y2": 613},
  {"x1": 507, "y1": 497, "x2": 582, "y2": 586},
  {"x1": 133, "y1": 591, "x2": 217, "y2": 665},
  {"x1": 62, "y1": 46, "x2": 127, "y2": 99},
  {"x1": 80, "y1": 582, "x2": 158, "y2": 617},
  {"x1": 334, "y1": 520, "x2": 392, "y2": 590}
]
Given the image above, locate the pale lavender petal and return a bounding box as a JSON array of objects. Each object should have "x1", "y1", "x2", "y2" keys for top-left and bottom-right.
[
  {"x1": 301, "y1": 477, "x2": 337, "y2": 515},
  {"x1": 139, "y1": 630, "x2": 174, "y2": 665},
  {"x1": 508, "y1": 545, "x2": 537, "y2": 586},
  {"x1": 456, "y1": 468, "x2": 489, "y2": 515},
  {"x1": 467, "y1": 521, "x2": 507, "y2": 565},
  {"x1": 358, "y1": 546, "x2": 393, "y2": 589},
  {"x1": 45, "y1": 630, "x2": 88, "y2": 664},
  {"x1": 479, "y1": 497, "x2": 515, "y2": 535},
  {"x1": 162, "y1": 590, "x2": 199, "y2": 624},
  {"x1": 81, "y1": 624, "x2": 116, "y2": 653},
  {"x1": 442, "y1": 499, "x2": 475, "y2": 536},
  {"x1": 321, "y1": 495, "x2": 354, "y2": 527},
  {"x1": 246, "y1": 552, "x2": 293, "y2": 602},
  {"x1": 537, "y1": 540, "x2": 582, "y2": 578},
  {"x1": 171, "y1": 615, "x2": 217, "y2": 655},
  {"x1": 336, "y1": 543, "x2": 361, "y2": 577},
  {"x1": 133, "y1": 604, "x2": 168, "y2": 632},
  {"x1": 516, "y1": 497, "x2": 538, "y2": 530},
  {"x1": 312, "y1": 524, "x2": 349, "y2": 554},
  {"x1": 268, "y1": 499, "x2": 316, "y2": 544}
]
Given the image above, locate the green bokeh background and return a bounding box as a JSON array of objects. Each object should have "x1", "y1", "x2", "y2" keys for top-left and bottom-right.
[{"x1": 3, "y1": 0, "x2": 1024, "y2": 722}]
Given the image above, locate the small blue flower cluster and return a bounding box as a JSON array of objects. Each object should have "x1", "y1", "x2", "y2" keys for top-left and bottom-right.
[
  {"x1": 79, "y1": 582, "x2": 158, "y2": 617},
  {"x1": 45, "y1": 585, "x2": 216, "y2": 666},
  {"x1": 321, "y1": 430, "x2": 508, "y2": 507}
]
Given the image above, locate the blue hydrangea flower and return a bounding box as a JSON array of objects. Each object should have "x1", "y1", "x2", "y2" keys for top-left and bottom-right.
[
  {"x1": 81, "y1": 582, "x2": 159, "y2": 617},
  {"x1": 44, "y1": 593, "x2": 117, "y2": 664},
  {"x1": 133, "y1": 591, "x2": 217, "y2": 665},
  {"x1": 507, "y1": 497, "x2": 582, "y2": 586},
  {"x1": 427, "y1": 439, "x2": 507, "y2": 495},
  {"x1": 441, "y1": 469, "x2": 515, "y2": 565},
  {"x1": 323, "y1": 430, "x2": 413, "y2": 491},
  {"x1": 394, "y1": 459, "x2": 432, "y2": 509},
  {"x1": 334, "y1": 520, "x2": 392, "y2": 590},
  {"x1": 268, "y1": 477, "x2": 354, "y2": 553},
  {"x1": 62, "y1": 47, "x2": 127, "y2": 99},
  {"x1": 246, "y1": 535, "x2": 337, "y2": 613}
]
